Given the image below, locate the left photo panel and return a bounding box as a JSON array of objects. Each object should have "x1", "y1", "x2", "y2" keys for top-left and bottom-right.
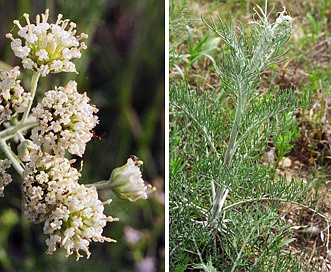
[{"x1": 0, "y1": 1, "x2": 165, "y2": 271}]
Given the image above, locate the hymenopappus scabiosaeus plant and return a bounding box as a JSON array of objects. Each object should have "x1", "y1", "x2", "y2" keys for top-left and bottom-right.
[{"x1": 0, "y1": 9, "x2": 155, "y2": 261}]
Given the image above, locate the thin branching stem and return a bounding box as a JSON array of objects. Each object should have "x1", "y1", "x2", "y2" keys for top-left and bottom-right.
[
  {"x1": 0, "y1": 121, "x2": 39, "y2": 140},
  {"x1": 20, "y1": 71, "x2": 40, "y2": 124},
  {"x1": 211, "y1": 75, "x2": 245, "y2": 221},
  {"x1": 0, "y1": 138, "x2": 23, "y2": 176}
]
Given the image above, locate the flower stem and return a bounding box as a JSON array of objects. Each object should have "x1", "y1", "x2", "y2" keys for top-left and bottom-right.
[
  {"x1": 86, "y1": 180, "x2": 110, "y2": 189},
  {"x1": 0, "y1": 138, "x2": 23, "y2": 176},
  {"x1": 0, "y1": 120, "x2": 39, "y2": 140},
  {"x1": 20, "y1": 71, "x2": 40, "y2": 124}
]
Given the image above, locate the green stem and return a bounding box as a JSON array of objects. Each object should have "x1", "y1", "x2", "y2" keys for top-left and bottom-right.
[
  {"x1": 0, "y1": 139, "x2": 23, "y2": 176},
  {"x1": 0, "y1": 121, "x2": 39, "y2": 141},
  {"x1": 85, "y1": 180, "x2": 110, "y2": 190},
  {"x1": 20, "y1": 71, "x2": 40, "y2": 124},
  {"x1": 224, "y1": 92, "x2": 243, "y2": 165},
  {"x1": 211, "y1": 79, "x2": 245, "y2": 222}
]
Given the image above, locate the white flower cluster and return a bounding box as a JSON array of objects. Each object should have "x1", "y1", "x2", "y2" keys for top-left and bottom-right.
[
  {"x1": 23, "y1": 150, "x2": 116, "y2": 260},
  {"x1": 0, "y1": 66, "x2": 31, "y2": 124},
  {"x1": 31, "y1": 80, "x2": 98, "y2": 157},
  {"x1": 6, "y1": 9, "x2": 88, "y2": 76},
  {"x1": 0, "y1": 159, "x2": 12, "y2": 197},
  {"x1": 0, "y1": 9, "x2": 154, "y2": 261}
]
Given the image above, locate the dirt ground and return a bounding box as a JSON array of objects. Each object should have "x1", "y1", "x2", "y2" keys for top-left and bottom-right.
[{"x1": 263, "y1": 38, "x2": 331, "y2": 269}]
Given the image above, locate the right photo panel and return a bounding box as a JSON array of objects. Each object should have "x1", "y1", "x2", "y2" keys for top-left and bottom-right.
[{"x1": 169, "y1": 0, "x2": 331, "y2": 270}]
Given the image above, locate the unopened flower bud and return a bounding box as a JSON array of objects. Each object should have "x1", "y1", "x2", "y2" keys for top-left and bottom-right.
[
  {"x1": 109, "y1": 156, "x2": 156, "y2": 202},
  {"x1": 17, "y1": 140, "x2": 35, "y2": 162}
]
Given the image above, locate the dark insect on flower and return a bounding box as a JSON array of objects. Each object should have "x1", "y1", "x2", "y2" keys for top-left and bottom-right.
[
  {"x1": 56, "y1": 241, "x2": 61, "y2": 249},
  {"x1": 130, "y1": 155, "x2": 143, "y2": 168},
  {"x1": 90, "y1": 130, "x2": 104, "y2": 141},
  {"x1": 62, "y1": 190, "x2": 69, "y2": 196}
]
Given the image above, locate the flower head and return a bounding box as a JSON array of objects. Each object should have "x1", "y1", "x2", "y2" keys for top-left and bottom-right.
[
  {"x1": 44, "y1": 184, "x2": 117, "y2": 260},
  {"x1": 109, "y1": 156, "x2": 156, "y2": 202},
  {"x1": 23, "y1": 150, "x2": 117, "y2": 260},
  {"x1": 6, "y1": 9, "x2": 88, "y2": 76},
  {"x1": 31, "y1": 80, "x2": 98, "y2": 157},
  {"x1": 251, "y1": 6, "x2": 292, "y2": 41},
  {"x1": 23, "y1": 150, "x2": 81, "y2": 222},
  {"x1": 271, "y1": 7, "x2": 292, "y2": 40},
  {"x1": 0, "y1": 159, "x2": 12, "y2": 197},
  {"x1": 274, "y1": 7, "x2": 292, "y2": 29},
  {"x1": 0, "y1": 66, "x2": 31, "y2": 124}
]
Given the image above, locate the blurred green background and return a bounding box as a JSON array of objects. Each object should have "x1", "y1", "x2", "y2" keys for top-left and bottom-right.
[{"x1": 0, "y1": 0, "x2": 164, "y2": 271}]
